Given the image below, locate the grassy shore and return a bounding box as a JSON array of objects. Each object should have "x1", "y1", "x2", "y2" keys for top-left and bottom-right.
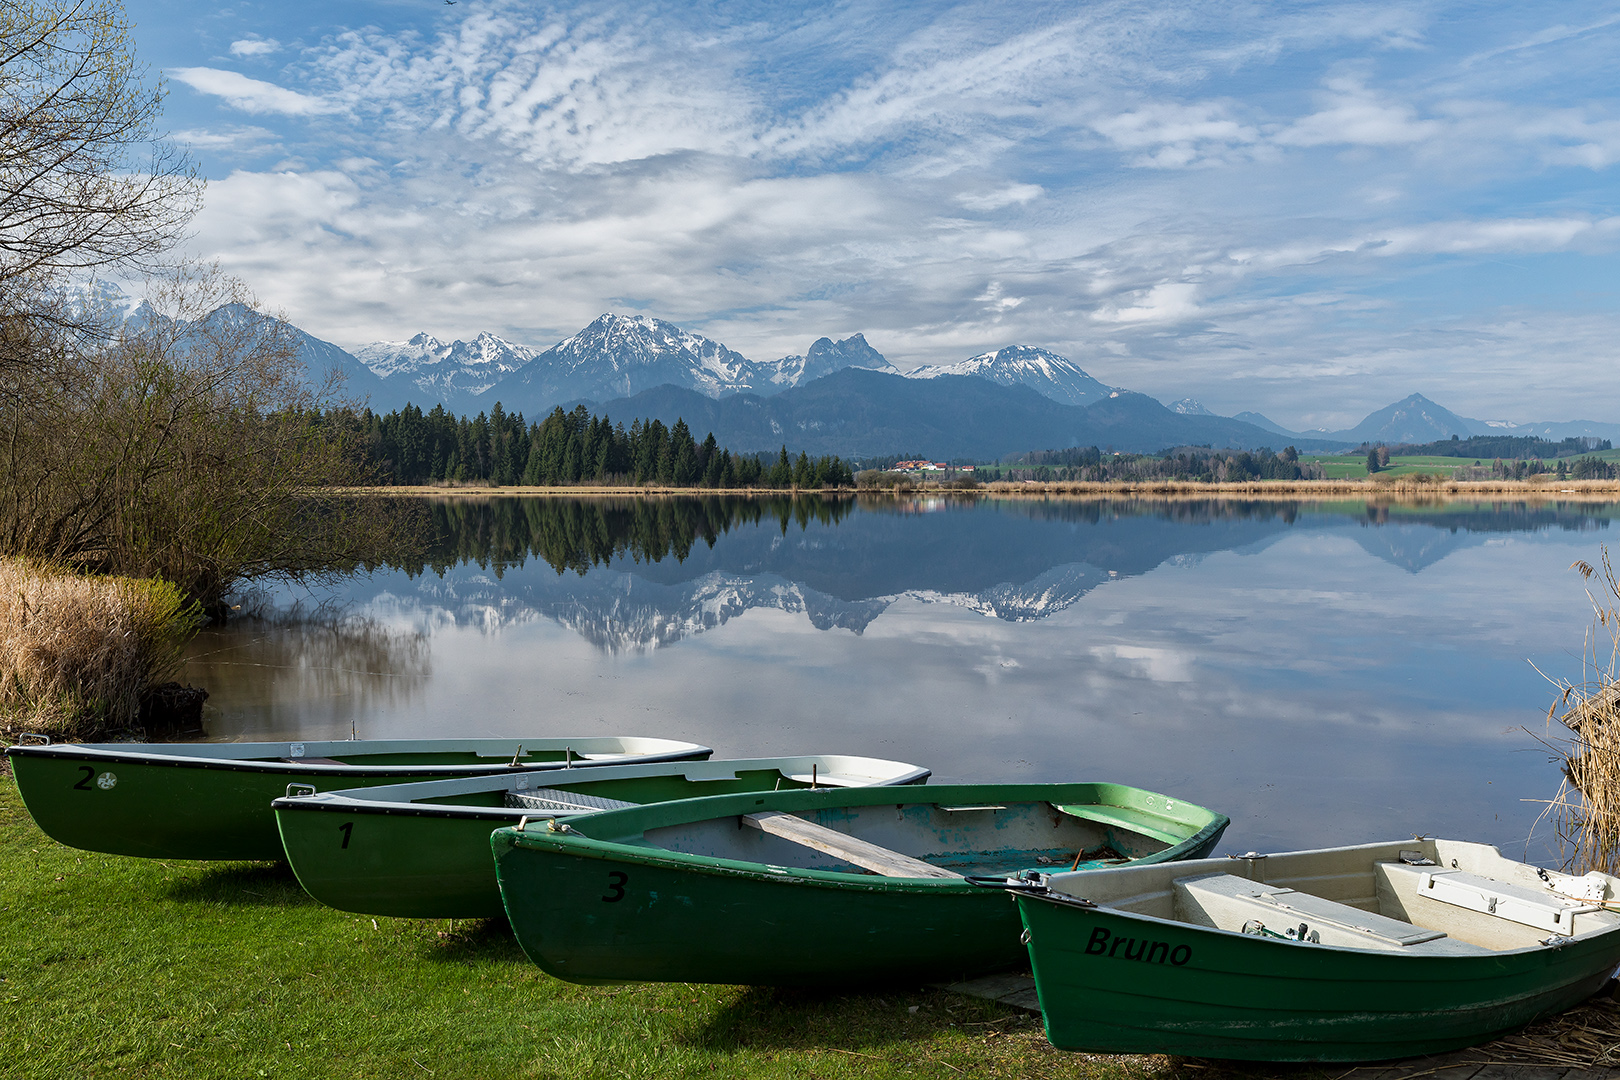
[{"x1": 0, "y1": 767, "x2": 1237, "y2": 1080}]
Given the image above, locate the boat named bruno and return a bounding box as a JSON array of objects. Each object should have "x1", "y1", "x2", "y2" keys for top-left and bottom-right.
[{"x1": 1004, "y1": 838, "x2": 1620, "y2": 1062}]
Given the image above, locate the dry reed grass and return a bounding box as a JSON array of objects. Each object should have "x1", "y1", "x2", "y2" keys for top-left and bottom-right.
[
  {"x1": 1533, "y1": 547, "x2": 1620, "y2": 874},
  {"x1": 0, "y1": 557, "x2": 202, "y2": 737}
]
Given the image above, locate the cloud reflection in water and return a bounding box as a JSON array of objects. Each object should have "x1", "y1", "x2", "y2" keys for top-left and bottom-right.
[{"x1": 189, "y1": 495, "x2": 1616, "y2": 860}]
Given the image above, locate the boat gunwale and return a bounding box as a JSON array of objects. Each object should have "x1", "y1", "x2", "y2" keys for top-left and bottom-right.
[
  {"x1": 270, "y1": 755, "x2": 933, "y2": 821},
  {"x1": 2, "y1": 739, "x2": 714, "y2": 777},
  {"x1": 495, "y1": 782, "x2": 1230, "y2": 894},
  {"x1": 1013, "y1": 887, "x2": 1620, "y2": 963}
]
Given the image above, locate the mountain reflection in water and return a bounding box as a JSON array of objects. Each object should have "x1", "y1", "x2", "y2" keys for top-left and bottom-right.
[
  {"x1": 188, "y1": 493, "x2": 1620, "y2": 857},
  {"x1": 344, "y1": 495, "x2": 1619, "y2": 651}
]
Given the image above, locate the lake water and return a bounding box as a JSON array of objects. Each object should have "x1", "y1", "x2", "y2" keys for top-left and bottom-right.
[{"x1": 183, "y1": 494, "x2": 1620, "y2": 860}]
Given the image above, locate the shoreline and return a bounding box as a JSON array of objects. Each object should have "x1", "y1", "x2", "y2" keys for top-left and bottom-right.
[{"x1": 330, "y1": 478, "x2": 1620, "y2": 501}]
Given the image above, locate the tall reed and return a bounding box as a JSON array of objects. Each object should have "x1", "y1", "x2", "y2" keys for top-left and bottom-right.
[
  {"x1": 0, "y1": 557, "x2": 202, "y2": 737},
  {"x1": 1540, "y1": 547, "x2": 1620, "y2": 873}
]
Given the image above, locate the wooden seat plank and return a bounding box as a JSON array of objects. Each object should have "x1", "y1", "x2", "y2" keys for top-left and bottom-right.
[{"x1": 742, "y1": 811, "x2": 962, "y2": 879}]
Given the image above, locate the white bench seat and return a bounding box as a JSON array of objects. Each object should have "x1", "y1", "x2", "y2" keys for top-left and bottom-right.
[
  {"x1": 1173, "y1": 873, "x2": 1489, "y2": 955},
  {"x1": 1381, "y1": 863, "x2": 1601, "y2": 935},
  {"x1": 742, "y1": 811, "x2": 962, "y2": 879}
]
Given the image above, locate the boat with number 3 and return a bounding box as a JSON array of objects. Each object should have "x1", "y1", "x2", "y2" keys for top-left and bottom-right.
[{"x1": 492, "y1": 781, "x2": 1228, "y2": 986}]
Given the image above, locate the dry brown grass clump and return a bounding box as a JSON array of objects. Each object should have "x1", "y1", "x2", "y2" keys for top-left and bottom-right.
[
  {"x1": 0, "y1": 557, "x2": 201, "y2": 737},
  {"x1": 1537, "y1": 547, "x2": 1620, "y2": 873}
]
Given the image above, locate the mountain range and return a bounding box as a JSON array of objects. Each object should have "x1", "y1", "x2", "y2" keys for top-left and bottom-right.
[{"x1": 176, "y1": 299, "x2": 1620, "y2": 459}]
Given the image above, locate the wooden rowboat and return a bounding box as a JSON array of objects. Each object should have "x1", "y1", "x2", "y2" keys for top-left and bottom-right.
[
  {"x1": 273, "y1": 754, "x2": 931, "y2": 918},
  {"x1": 3, "y1": 735, "x2": 711, "y2": 861},
  {"x1": 491, "y1": 782, "x2": 1228, "y2": 986},
  {"x1": 1002, "y1": 838, "x2": 1620, "y2": 1061}
]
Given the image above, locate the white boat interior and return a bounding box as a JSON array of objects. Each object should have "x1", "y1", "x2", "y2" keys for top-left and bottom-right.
[{"x1": 1040, "y1": 839, "x2": 1620, "y2": 955}]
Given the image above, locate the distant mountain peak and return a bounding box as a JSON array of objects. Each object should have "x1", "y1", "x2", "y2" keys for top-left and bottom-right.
[
  {"x1": 1333, "y1": 392, "x2": 1476, "y2": 444},
  {"x1": 1233, "y1": 411, "x2": 1296, "y2": 437},
  {"x1": 1169, "y1": 398, "x2": 1212, "y2": 416},
  {"x1": 354, "y1": 329, "x2": 536, "y2": 397},
  {"x1": 762, "y1": 332, "x2": 896, "y2": 390},
  {"x1": 905, "y1": 345, "x2": 1114, "y2": 408}
]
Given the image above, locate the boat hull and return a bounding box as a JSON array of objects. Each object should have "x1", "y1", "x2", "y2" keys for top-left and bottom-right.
[
  {"x1": 493, "y1": 782, "x2": 1229, "y2": 986},
  {"x1": 274, "y1": 758, "x2": 931, "y2": 918},
  {"x1": 5, "y1": 739, "x2": 710, "y2": 861},
  {"x1": 1017, "y1": 875, "x2": 1620, "y2": 1060},
  {"x1": 498, "y1": 839, "x2": 1017, "y2": 985}
]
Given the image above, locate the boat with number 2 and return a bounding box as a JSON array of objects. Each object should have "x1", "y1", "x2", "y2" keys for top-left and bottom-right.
[{"x1": 4, "y1": 735, "x2": 711, "y2": 861}]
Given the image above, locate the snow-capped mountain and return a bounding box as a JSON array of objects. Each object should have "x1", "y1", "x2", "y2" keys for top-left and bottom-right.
[
  {"x1": 354, "y1": 331, "x2": 536, "y2": 403},
  {"x1": 1169, "y1": 398, "x2": 1213, "y2": 416},
  {"x1": 370, "y1": 560, "x2": 1110, "y2": 655},
  {"x1": 760, "y1": 333, "x2": 897, "y2": 392},
  {"x1": 902, "y1": 345, "x2": 1115, "y2": 408},
  {"x1": 491, "y1": 313, "x2": 758, "y2": 406}
]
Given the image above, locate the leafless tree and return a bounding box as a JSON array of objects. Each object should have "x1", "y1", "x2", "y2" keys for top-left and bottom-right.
[{"x1": 0, "y1": 0, "x2": 200, "y2": 378}]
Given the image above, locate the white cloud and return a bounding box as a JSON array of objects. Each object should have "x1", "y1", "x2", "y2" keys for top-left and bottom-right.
[
  {"x1": 171, "y1": 68, "x2": 340, "y2": 116},
  {"x1": 1090, "y1": 102, "x2": 1260, "y2": 167},
  {"x1": 1277, "y1": 77, "x2": 1440, "y2": 147},
  {"x1": 1094, "y1": 283, "x2": 1203, "y2": 325},
  {"x1": 229, "y1": 38, "x2": 281, "y2": 58},
  {"x1": 171, "y1": 125, "x2": 282, "y2": 152},
  {"x1": 957, "y1": 184, "x2": 1044, "y2": 210}
]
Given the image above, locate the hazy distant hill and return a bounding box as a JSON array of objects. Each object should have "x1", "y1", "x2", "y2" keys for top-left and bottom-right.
[
  {"x1": 1326, "y1": 393, "x2": 1475, "y2": 444},
  {"x1": 583, "y1": 371, "x2": 1332, "y2": 459}
]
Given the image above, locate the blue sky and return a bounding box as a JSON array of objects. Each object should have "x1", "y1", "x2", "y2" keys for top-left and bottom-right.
[{"x1": 125, "y1": 0, "x2": 1620, "y2": 428}]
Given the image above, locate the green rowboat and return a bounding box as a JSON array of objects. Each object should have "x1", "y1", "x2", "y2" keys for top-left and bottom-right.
[
  {"x1": 492, "y1": 782, "x2": 1228, "y2": 986},
  {"x1": 1006, "y1": 838, "x2": 1620, "y2": 1061},
  {"x1": 274, "y1": 755, "x2": 931, "y2": 918},
  {"x1": 4, "y1": 735, "x2": 711, "y2": 861}
]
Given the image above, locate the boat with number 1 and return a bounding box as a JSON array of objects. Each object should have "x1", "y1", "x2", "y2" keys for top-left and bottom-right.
[{"x1": 273, "y1": 754, "x2": 930, "y2": 917}]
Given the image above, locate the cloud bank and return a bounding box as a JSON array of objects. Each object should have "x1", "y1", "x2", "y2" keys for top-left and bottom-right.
[{"x1": 153, "y1": 0, "x2": 1620, "y2": 427}]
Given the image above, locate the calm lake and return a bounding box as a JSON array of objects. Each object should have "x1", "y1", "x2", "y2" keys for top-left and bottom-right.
[{"x1": 183, "y1": 494, "x2": 1620, "y2": 860}]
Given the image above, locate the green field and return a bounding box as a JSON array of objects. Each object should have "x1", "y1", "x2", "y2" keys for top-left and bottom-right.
[
  {"x1": 1301, "y1": 455, "x2": 1470, "y2": 479},
  {"x1": 0, "y1": 768, "x2": 1204, "y2": 1080}
]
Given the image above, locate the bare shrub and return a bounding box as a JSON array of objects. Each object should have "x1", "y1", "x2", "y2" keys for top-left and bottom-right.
[
  {"x1": 0, "y1": 267, "x2": 405, "y2": 609},
  {"x1": 0, "y1": 556, "x2": 201, "y2": 736}
]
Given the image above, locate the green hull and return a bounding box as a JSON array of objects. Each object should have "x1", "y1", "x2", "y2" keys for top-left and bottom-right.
[
  {"x1": 275, "y1": 757, "x2": 930, "y2": 918},
  {"x1": 5, "y1": 738, "x2": 710, "y2": 861},
  {"x1": 493, "y1": 782, "x2": 1228, "y2": 986},
  {"x1": 1015, "y1": 841, "x2": 1620, "y2": 1061}
]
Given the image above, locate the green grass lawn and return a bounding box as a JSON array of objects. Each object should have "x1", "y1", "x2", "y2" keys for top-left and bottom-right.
[
  {"x1": 0, "y1": 769, "x2": 1215, "y2": 1080},
  {"x1": 1303, "y1": 451, "x2": 1620, "y2": 480},
  {"x1": 1303, "y1": 455, "x2": 1476, "y2": 479}
]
